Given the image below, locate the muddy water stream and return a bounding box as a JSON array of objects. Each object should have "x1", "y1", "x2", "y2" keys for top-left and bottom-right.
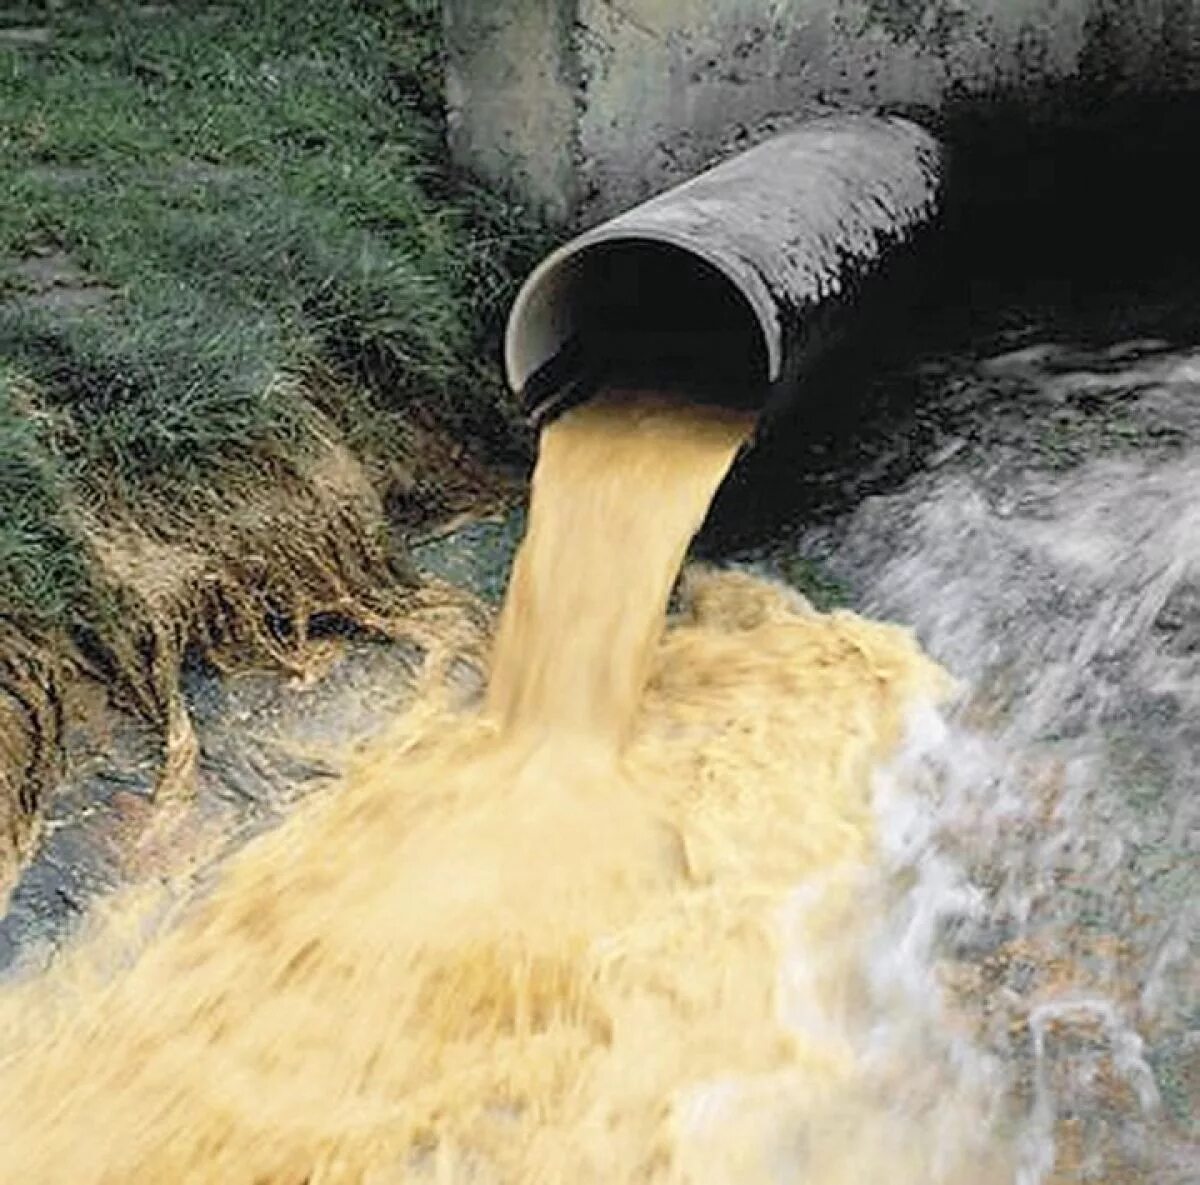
[
  {"x1": 0, "y1": 292, "x2": 1197, "y2": 1182},
  {"x1": 0, "y1": 387, "x2": 997, "y2": 1183}
]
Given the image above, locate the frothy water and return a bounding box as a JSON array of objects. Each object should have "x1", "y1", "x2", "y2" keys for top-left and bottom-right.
[
  {"x1": 754, "y1": 330, "x2": 1200, "y2": 1183},
  {"x1": 0, "y1": 389, "x2": 1018, "y2": 1183}
]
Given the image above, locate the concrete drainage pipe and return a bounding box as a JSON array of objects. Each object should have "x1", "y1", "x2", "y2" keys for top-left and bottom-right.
[{"x1": 504, "y1": 113, "x2": 944, "y2": 422}]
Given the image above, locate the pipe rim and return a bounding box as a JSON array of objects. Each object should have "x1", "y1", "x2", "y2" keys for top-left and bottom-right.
[{"x1": 503, "y1": 226, "x2": 782, "y2": 397}]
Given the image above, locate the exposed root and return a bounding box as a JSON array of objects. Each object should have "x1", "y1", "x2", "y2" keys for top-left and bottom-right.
[
  {"x1": 0, "y1": 623, "x2": 64, "y2": 907},
  {"x1": 73, "y1": 438, "x2": 426, "y2": 802},
  {"x1": 0, "y1": 372, "x2": 499, "y2": 899}
]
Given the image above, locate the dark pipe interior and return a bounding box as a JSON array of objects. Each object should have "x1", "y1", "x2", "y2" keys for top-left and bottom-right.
[
  {"x1": 524, "y1": 240, "x2": 770, "y2": 418},
  {"x1": 935, "y1": 92, "x2": 1200, "y2": 316}
]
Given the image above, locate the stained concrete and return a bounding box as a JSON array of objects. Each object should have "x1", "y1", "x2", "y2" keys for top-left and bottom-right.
[
  {"x1": 444, "y1": 0, "x2": 581, "y2": 225},
  {"x1": 444, "y1": 0, "x2": 1200, "y2": 226}
]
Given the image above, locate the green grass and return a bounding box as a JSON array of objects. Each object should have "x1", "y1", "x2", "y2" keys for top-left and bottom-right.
[
  {"x1": 0, "y1": 0, "x2": 547, "y2": 637},
  {"x1": 0, "y1": 362, "x2": 90, "y2": 627}
]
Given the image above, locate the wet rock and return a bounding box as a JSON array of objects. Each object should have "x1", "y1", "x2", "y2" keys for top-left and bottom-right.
[{"x1": 1153, "y1": 583, "x2": 1200, "y2": 654}]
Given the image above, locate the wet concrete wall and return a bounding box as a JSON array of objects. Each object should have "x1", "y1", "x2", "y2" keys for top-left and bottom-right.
[{"x1": 443, "y1": 0, "x2": 1200, "y2": 227}]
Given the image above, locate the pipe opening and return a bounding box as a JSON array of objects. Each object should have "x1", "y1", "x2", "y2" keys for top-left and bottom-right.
[{"x1": 507, "y1": 238, "x2": 771, "y2": 420}]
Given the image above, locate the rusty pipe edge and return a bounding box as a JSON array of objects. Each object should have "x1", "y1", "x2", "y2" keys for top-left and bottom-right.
[{"x1": 504, "y1": 113, "x2": 945, "y2": 424}]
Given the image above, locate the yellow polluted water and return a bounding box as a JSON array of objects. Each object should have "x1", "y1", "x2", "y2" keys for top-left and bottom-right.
[{"x1": 0, "y1": 389, "x2": 1012, "y2": 1183}]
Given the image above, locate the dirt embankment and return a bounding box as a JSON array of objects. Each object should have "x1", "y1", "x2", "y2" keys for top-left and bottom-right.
[
  {"x1": 0, "y1": 1, "x2": 541, "y2": 902},
  {"x1": 0, "y1": 385, "x2": 517, "y2": 907}
]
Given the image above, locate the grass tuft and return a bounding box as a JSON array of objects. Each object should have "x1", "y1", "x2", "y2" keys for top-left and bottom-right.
[{"x1": 0, "y1": 0, "x2": 548, "y2": 635}]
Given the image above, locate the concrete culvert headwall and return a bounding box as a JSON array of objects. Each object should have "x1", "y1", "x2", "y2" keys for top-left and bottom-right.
[
  {"x1": 447, "y1": 0, "x2": 1200, "y2": 228},
  {"x1": 505, "y1": 114, "x2": 944, "y2": 420}
]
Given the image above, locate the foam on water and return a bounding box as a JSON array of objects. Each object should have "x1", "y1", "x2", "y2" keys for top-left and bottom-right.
[
  {"x1": 0, "y1": 388, "x2": 1023, "y2": 1183},
  {"x1": 780, "y1": 334, "x2": 1200, "y2": 1182}
]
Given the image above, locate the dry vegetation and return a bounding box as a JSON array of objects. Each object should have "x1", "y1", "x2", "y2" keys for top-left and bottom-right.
[{"x1": 0, "y1": 0, "x2": 546, "y2": 890}]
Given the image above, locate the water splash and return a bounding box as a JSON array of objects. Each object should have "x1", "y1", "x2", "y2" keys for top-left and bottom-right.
[{"x1": 763, "y1": 330, "x2": 1200, "y2": 1182}]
